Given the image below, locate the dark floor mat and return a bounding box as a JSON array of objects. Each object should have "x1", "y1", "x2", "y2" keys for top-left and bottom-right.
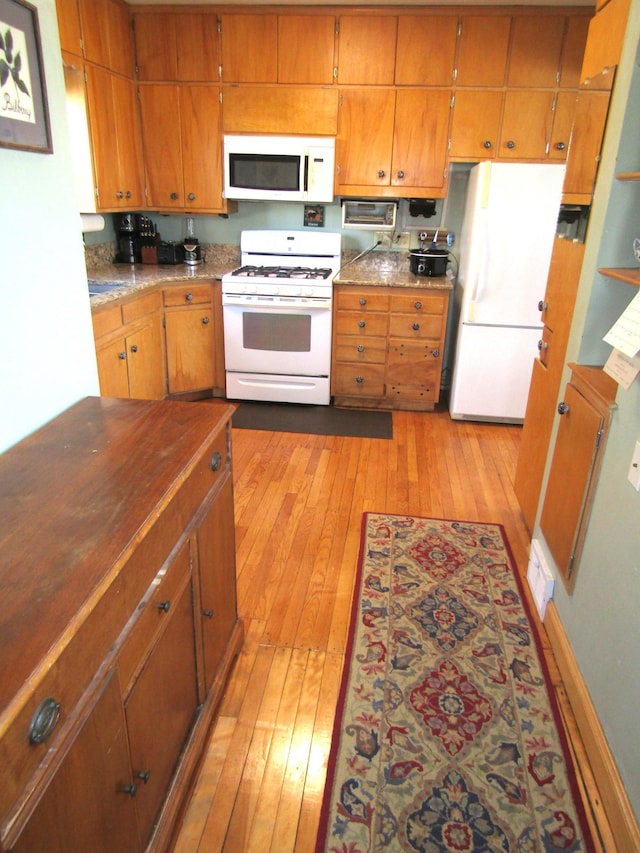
[{"x1": 231, "y1": 402, "x2": 393, "y2": 439}]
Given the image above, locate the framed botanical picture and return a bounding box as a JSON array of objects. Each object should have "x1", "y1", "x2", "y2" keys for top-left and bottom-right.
[{"x1": 0, "y1": 0, "x2": 52, "y2": 153}]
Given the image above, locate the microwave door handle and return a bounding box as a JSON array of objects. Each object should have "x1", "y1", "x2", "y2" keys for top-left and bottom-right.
[{"x1": 304, "y1": 154, "x2": 310, "y2": 192}]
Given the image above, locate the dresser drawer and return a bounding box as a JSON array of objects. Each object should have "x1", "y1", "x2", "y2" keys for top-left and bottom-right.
[
  {"x1": 335, "y1": 289, "x2": 389, "y2": 312},
  {"x1": 389, "y1": 314, "x2": 443, "y2": 339},
  {"x1": 335, "y1": 312, "x2": 388, "y2": 337},
  {"x1": 334, "y1": 335, "x2": 386, "y2": 364},
  {"x1": 389, "y1": 292, "x2": 445, "y2": 315},
  {"x1": 332, "y1": 363, "x2": 385, "y2": 397},
  {"x1": 163, "y1": 283, "x2": 213, "y2": 307}
]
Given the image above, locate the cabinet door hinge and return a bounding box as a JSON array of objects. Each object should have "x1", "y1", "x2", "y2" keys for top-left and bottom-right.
[
  {"x1": 333, "y1": 67, "x2": 338, "y2": 80},
  {"x1": 595, "y1": 428, "x2": 603, "y2": 449},
  {"x1": 219, "y1": 90, "x2": 223, "y2": 105},
  {"x1": 219, "y1": 65, "x2": 223, "y2": 79},
  {"x1": 452, "y1": 68, "x2": 457, "y2": 83},
  {"x1": 450, "y1": 94, "x2": 455, "y2": 109},
  {"x1": 335, "y1": 21, "x2": 340, "y2": 35},
  {"x1": 217, "y1": 19, "x2": 222, "y2": 33},
  {"x1": 457, "y1": 21, "x2": 462, "y2": 37}
]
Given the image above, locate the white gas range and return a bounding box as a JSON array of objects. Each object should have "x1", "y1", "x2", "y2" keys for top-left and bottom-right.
[{"x1": 222, "y1": 230, "x2": 342, "y2": 405}]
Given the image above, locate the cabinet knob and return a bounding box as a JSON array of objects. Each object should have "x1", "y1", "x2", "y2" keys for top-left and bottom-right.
[
  {"x1": 377, "y1": 170, "x2": 385, "y2": 179},
  {"x1": 203, "y1": 609, "x2": 214, "y2": 619},
  {"x1": 185, "y1": 293, "x2": 193, "y2": 302},
  {"x1": 397, "y1": 170, "x2": 405, "y2": 180},
  {"x1": 130, "y1": 344, "x2": 138, "y2": 353},
  {"x1": 202, "y1": 316, "x2": 210, "y2": 325},
  {"x1": 359, "y1": 298, "x2": 366, "y2": 306},
  {"x1": 188, "y1": 193, "x2": 196, "y2": 201},
  {"x1": 414, "y1": 301, "x2": 422, "y2": 309},
  {"x1": 125, "y1": 191, "x2": 132, "y2": 199},
  {"x1": 170, "y1": 192, "x2": 179, "y2": 200},
  {"x1": 506, "y1": 140, "x2": 516, "y2": 149},
  {"x1": 118, "y1": 351, "x2": 127, "y2": 360},
  {"x1": 29, "y1": 697, "x2": 61, "y2": 744},
  {"x1": 210, "y1": 450, "x2": 222, "y2": 471},
  {"x1": 137, "y1": 771, "x2": 151, "y2": 783},
  {"x1": 558, "y1": 401, "x2": 570, "y2": 415},
  {"x1": 123, "y1": 784, "x2": 138, "y2": 797},
  {"x1": 412, "y1": 323, "x2": 420, "y2": 331},
  {"x1": 556, "y1": 141, "x2": 566, "y2": 151},
  {"x1": 116, "y1": 190, "x2": 124, "y2": 199},
  {"x1": 358, "y1": 320, "x2": 366, "y2": 328},
  {"x1": 357, "y1": 345, "x2": 365, "y2": 353},
  {"x1": 538, "y1": 340, "x2": 548, "y2": 351},
  {"x1": 431, "y1": 349, "x2": 440, "y2": 358},
  {"x1": 483, "y1": 140, "x2": 492, "y2": 149},
  {"x1": 157, "y1": 600, "x2": 171, "y2": 613},
  {"x1": 538, "y1": 300, "x2": 548, "y2": 312},
  {"x1": 356, "y1": 376, "x2": 364, "y2": 383}
]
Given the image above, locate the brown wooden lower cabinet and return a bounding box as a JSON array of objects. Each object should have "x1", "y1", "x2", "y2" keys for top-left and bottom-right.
[
  {"x1": 539, "y1": 365, "x2": 617, "y2": 590},
  {"x1": 331, "y1": 284, "x2": 451, "y2": 411},
  {"x1": 0, "y1": 397, "x2": 243, "y2": 852}
]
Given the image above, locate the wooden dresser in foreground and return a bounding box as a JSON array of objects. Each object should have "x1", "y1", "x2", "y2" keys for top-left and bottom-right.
[{"x1": 0, "y1": 397, "x2": 243, "y2": 852}]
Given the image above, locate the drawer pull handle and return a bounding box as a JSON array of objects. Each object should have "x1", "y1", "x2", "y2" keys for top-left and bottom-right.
[
  {"x1": 202, "y1": 316, "x2": 210, "y2": 325},
  {"x1": 130, "y1": 344, "x2": 138, "y2": 353},
  {"x1": 203, "y1": 609, "x2": 214, "y2": 619},
  {"x1": 118, "y1": 351, "x2": 127, "y2": 360},
  {"x1": 137, "y1": 770, "x2": 151, "y2": 783},
  {"x1": 356, "y1": 376, "x2": 364, "y2": 384},
  {"x1": 210, "y1": 450, "x2": 222, "y2": 471},
  {"x1": 538, "y1": 340, "x2": 548, "y2": 351},
  {"x1": 357, "y1": 345, "x2": 365, "y2": 353},
  {"x1": 412, "y1": 323, "x2": 420, "y2": 331},
  {"x1": 29, "y1": 697, "x2": 61, "y2": 744},
  {"x1": 358, "y1": 320, "x2": 366, "y2": 328},
  {"x1": 431, "y1": 349, "x2": 440, "y2": 358},
  {"x1": 558, "y1": 401, "x2": 570, "y2": 415},
  {"x1": 483, "y1": 140, "x2": 492, "y2": 149},
  {"x1": 377, "y1": 170, "x2": 385, "y2": 179},
  {"x1": 506, "y1": 140, "x2": 516, "y2": 149},
  {"x1": 157, "y1": 601, "x2": 171, "y2": 613},
  {"x1": 123, "y1": 784, "x2": 138, "y2": 797},
  {"x1": 538, "y1": 300, "x2": 548, "y2": 312},
  {"x1": 185, "y1": 293, "x2": 193, "y2": 302},
  {"x1": 359, "y1": 298, "x2": 366, "y2": 306},
  {"x1": 414, "y1": 301, "x2": 422, "y2": 309}
]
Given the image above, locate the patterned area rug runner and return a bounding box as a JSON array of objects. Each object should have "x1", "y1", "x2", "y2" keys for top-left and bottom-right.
[{"x1": 316, "y1": 513, "x2": 593, "y2": 852}]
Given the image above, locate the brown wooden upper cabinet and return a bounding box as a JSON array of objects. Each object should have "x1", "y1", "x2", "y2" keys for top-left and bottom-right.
[
  {"x1": 79, "y1": 0, "x2": 134, "y2": 77},
  {"x1": 56, "y1": 0, "x2": 83, "y2": 56},
  {"x1": 455, "y1": 16, "x2": 511, "y2": 87},
  {"x1": 133, "y1": 11, "x2": 219, "y2": 82},
  {"x1": 559, "y1": 15, "x2": 591, "y2": 89},
  {"x1": 277, "y1": 15, "x2": 336, "y2": 84},
  {"x1": 337, "y1": 15, "x2": 398, "y2": 84},
  {"x1": 220, "y1": 13, "x2": 278, "y2": 82},
  {"x1": 395, "y1": 15, "x2": 458, "y2": 86},
  {"x1": 507, "y1": 15, "x2": 565, "y2": 88}
]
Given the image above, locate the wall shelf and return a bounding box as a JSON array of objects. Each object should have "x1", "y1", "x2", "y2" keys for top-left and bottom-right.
[{"x1": 598, "y1": 267, "x2": 640, "y2": 286}]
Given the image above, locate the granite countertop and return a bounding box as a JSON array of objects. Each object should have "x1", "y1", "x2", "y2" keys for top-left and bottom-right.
[{"x1": 88, "y1": 248, "x2": 454, "y2": 308}]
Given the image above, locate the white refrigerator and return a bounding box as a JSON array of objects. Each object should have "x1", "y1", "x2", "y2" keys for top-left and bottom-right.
[{"x1": 449, "y1": 161, "x2": 565, "y2": 423}]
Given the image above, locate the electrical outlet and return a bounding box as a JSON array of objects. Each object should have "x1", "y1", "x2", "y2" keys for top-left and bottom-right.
[
  {"x1": 374, "y1": 231, "x2": 392, "y2": 248},
  {"x1": 628, "y1": 440, "x2": 640, "y2": 491},
  {"x1": 394, "y1": 232, "x2": 411, "y2": 250}
]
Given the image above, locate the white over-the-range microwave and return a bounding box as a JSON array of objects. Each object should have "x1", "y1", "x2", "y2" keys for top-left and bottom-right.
[{"x1": 223, "y1": 135, "x2": 335, "y2": 203}]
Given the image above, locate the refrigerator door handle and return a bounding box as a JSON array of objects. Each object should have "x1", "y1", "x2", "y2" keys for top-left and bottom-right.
[{"x1": 469, "y1": 208, "x2": 490, "y2": 321}]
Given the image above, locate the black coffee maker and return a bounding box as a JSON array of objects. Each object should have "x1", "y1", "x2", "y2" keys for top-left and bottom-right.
[{"x1": 115, "y1": 213, "x2": 140, "y2": 264}]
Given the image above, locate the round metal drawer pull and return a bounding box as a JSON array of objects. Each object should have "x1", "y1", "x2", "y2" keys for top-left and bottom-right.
[
  {"x1": 123, "y1": 784, "x2": 138, "y2": 797},
  {"x1": 556, "y1": 141, "x2": 566, "y2": 150},
  {"x1": 356, "y1": 376, "x2": 364, "y2": 383},
  {"x1": 137, "y1": 771, "x2": 151, "y2": 783},
  {"x1": 414, "y1": 301, "x2": 422, "y2": 309},
  {"x1": 29, "y1": 697, "x2": 61, "y2": 744},
  {"x1": 357, "y1": 345, "x2": 365, "y2": 353},
  {"x1": 170, "y1": 192, "x2": 179, "y2": 200},
  {"x1": 558, "y1": 401, "x2": 570, "y2": 415},
  {"x1": 538, "y1": 340, "x2": 548, "y2": 351},
  {"x1": 157, "y1": 601, "x2": 171, "y2": 613},
  {"x1": 188, "y1": 193, "x2": 196, "y2": 201},
  {"x1": 125, "y1": 191, "x2": 132, "y2": 199},
  {"x1": 130, "y1": 344, "x2": 138, "y2": 353},
  {"x1": 203, "y1": 609, "x2": 214, "y2": 619},
  {"x1": 359, "y1": 298, "x2": 366, "y2": 306},
  {"x1": 397, "y1": 170, "x2": 405, "y2": 179},
  {"x1": 118, "y1": 352, "x2": 127, "y2": 360},
  {"x1": 377, "y1": 170, "x2": 385, "y2": 178},
  {"x1": 431, "y1": 349, "x2": 440, "y2": 358},
  {"x1": 358, "y1": 320, "x2": 366, "y2": 328},
  {"x1": 506, "y1": 140, "x2": 516, "y2": 149},
  {"x1": 210, "y1": 450, "x2": 222, "y2": 471},
  {"x1": 412, "y1": 323, "x2": 420, "y2": 331},
  {"x1": 185, "y1": 293, "x2": 193, "y2": 302},
  {"x1": 483, "y1": 140, "x2": 492, "y2": 149},
  {"x1": 202, "y1": 316, "x2": 210, "y2": 325},
  {"x1": 538, "y1": 300, "x2": 548, "y2": 312}
]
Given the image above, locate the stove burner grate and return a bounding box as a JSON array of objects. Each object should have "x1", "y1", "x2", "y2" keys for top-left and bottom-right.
[{"x1": 232, "y1": 265, "x2": 333, "y2": 280}]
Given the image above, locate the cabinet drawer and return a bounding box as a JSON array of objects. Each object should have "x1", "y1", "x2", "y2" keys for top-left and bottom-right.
[
  {"x1": 122, "y1": 289, "x2": 162, "y2": 323},
  {"x1": 334, "y1": 311, "x2": 388, "y2": 337},
  {"x1": 332, "y1": 363, "x2": 385, "y2": 397},
  {"x1": 335, "y1": 289, "x2": 389, "y2": 312},
  {"x1": 389, "y1": 314, "x2": 443, "y2": 339},
  {"x1": 389, "y1": 292, "x2": 445, "y2": 315},
  {"x1": 163, "y1": 283, "x2": 213, "y2": 307},
  {"x1": 334, "y1": 335, "x2": 386, "y2": 364},
  {"x1": 118, "y1": 539, "x2": 192, "y2": 697},
  {"x1": 388, "y1": 342, "x2": 441, "y2": 385}
]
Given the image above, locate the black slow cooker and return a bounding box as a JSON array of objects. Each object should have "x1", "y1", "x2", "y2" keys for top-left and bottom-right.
[{"x1": 409, "y1": 248, "x2": 449, "y2": 277}]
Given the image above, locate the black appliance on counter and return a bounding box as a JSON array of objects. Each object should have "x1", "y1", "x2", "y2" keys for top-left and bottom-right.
[{"x1": 114, "y1": 214, "x2": 158, "y2": 264}]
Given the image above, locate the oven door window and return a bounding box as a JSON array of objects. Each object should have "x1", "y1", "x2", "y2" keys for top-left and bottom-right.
[
  {"x1": 243, "y1": 311, "x2": 311, "y2": 352},
  {"x1": 229, "y1": 154, "x2": 301, "y2": 192}
]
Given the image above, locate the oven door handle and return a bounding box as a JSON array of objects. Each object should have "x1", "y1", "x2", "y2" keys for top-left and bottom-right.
[{"x1": 222, "y1": 295, "x2": 332, "y2": 309}]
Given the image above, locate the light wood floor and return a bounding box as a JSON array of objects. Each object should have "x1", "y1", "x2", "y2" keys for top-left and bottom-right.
[{"x1": 173, "y1": 407, "x2": 610, "y2": 852}]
